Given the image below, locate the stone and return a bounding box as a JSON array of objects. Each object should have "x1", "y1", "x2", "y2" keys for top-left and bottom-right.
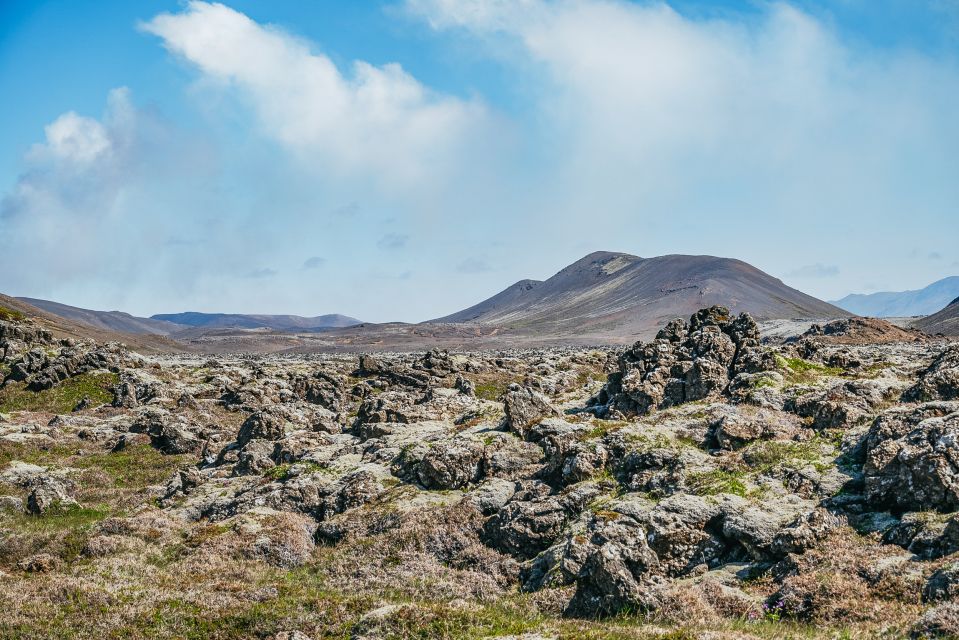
[
  {"x1": 863, "y1": 403, "x2": 959, "y2": 512},
  {"x1": 924, "y1": 562, "x2": 959, "y2": 603},
  {"x1": 904, "y1": 345, "x2": 959, "y2": 402},
  {"x1": 503, "y1": 385, "x2": 559, "y2": 439}
]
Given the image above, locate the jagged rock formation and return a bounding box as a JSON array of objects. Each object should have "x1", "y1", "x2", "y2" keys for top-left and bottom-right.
[{"x1": 590, "y1": 306, "x2": 775, "y2": 417}]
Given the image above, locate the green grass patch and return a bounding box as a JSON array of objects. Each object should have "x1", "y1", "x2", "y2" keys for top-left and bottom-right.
[
  {"x1": 0, "y1": 372, "x2": 118, "y2": 414},
  {"x1": 5, "y1": 503, "x2": 110, "y2": 532},
  {"x1": 743, "y1": 439, "x2": 830, "y2": 473},
  {"x1": 686, "y1": 469, "x2": 748, "y2": 497},
  {"x1": 777, "y1": 356, "x2": 843, "y2": 385},
  {"x1": 73, "y1": 445, "x2": 191, "y2": 489},
  {"x1": 263, "y1": 461, "x2": 327, "y2": 482},
  {"x1": 0, "y1": 305, "x2": 25, "y2": 323},
  {"x1": 474, "y1": 380, "x2": 509, "y2": 402}
]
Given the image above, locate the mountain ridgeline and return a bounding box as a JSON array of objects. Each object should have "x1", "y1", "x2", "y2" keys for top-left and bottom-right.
[
  {"x1": 434, "y1": 252, "x2": 848, "y2": 337},
  {"x1": 150, "y1": 312, "x2": 362, "y2": 332},
  {"x1": 832, "y1": 276, "x2": 959, "y2": 317},
  {"x1": 11, "y1": 252, "x2": 852, "y2": 349}
]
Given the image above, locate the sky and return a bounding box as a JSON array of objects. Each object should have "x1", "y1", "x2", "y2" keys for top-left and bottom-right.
[{"x1": 0, "y1": 0, "x2": 957, "y2": 322}]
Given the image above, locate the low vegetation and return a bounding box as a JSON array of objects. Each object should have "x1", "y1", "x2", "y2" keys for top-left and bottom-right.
[{"x1": 0, "y1": 372, "x2": 118, "y2": 414}]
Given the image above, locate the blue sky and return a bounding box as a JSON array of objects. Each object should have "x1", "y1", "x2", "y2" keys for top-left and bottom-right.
[{"x1": 1, "y1": 0, "x2": 957, "y2": 321}]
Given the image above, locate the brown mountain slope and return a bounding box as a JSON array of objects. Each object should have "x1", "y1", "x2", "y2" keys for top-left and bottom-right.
[
  {"x1": 434, "y1": 252, "x2": 849, "y2": 338},
  {"x1": 0, "y1": 294, "x2": 187, "y2": 353},
  {"x1": 18, "y1": 297, "x2": 185, "y2": 336},
  {"x1": 914, "y1": 297, "x2": 959, "y2": 336}
]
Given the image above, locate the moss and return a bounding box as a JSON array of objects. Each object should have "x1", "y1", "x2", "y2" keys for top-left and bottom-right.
[
  {"x1": 263, "y1": 461, "x2": 327, "y2": 482},
  {"x1": 474, "y1": 381, "x2": 508, "y2": 402},
  {"x1": 750, "y1": 376, "x2": 779, "y2": 389},
  {"x1": 0, "y1": 372, "x2": 118, "y2": 414},
  {"x1": 0, "y1": 305, "x2": 25, "y2": 323}
]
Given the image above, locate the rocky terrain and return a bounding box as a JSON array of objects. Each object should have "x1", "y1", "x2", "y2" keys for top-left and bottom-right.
[{"x1": 2, "y1": 302, "x2": 959, "y2": 639}]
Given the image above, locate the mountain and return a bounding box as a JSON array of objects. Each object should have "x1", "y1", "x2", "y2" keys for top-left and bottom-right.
[
  {"x1": 434, "y1": 252, "x2": 848, "y2": 337},
  {"x1": 19, "y1": 297, "x2": 184, "y2": 336},
  {"x1": 1, "y1": 294, "x2": 185, "y2": 352},
  {"x1": 151, "y1": 312, "x2": 361, "y2": 331},
  {"x1": 913, "y1": 296, "x2": 959, "y2": 336},
  {"x1": 831, "y1": 276, "x2": 959, "y2": 317}
]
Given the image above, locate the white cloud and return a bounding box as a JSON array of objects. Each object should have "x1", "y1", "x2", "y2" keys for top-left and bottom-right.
[
  {"x1": 40, "y1": 112, "x2": 111, "y2": 164},
  {"x1": 141, "y1": 1, "x2": 488, "y2": 188},
  {"x1": 405, "y1": 0, "x2": 959, "y2": 301}
]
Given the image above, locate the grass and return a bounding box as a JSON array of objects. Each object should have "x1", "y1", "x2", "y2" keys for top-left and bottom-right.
[
  {"x1": 743, "y1": 439, "x2": 832, "y2": 474},
  {"x1": 0, "y1": 305, "x2": 25, "y2": 323},
  {"x1": 0, "y1": 503, "x2": 112, "y2": 565},
  {"x1": 0, "y1": 372, "x2": 118, "y2": 414},
  {"x1": 72, "y1": 445, "x2": 192, "y2": 489},
  {"x1": 0, "y1": 441, "x2": 190, "y2": 504},
  {"x1": 580, "y1": 419, "x2": 629, "y2": 440},
  {"x1": 685, "y1": 469, "x2": 748, "y2": 497},
  {"x1": 777, "y1": 356, "x2": 844, "y2": 386},
  {"x1": 264, "y1": 461, "x2": 327, "y2": 482},
  {"x1": 474, "y1": 380, "x2": 509, "y2": 402}
]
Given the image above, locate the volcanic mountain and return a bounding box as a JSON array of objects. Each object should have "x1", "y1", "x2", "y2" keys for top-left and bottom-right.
[
  {"x1": 913, "y1": 296, "x2": 959, "y2": 336},
  {"x1": 433, "y1": 252, "x2": 848, "y2": 337}
]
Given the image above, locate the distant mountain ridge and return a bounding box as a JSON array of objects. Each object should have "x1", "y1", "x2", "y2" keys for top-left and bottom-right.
[
  {"x1": 831, "y1": 276, "x2": 959, "y2": 317},
  {"x1": 151, "y1": 312, "x2": 361, "y2": 331},
  {"x1": 16, "y1": 297, "x2": 362, "y2": 335},
  {"x1": 434, "y1": 251, "x2": 848, "y2": 337}
]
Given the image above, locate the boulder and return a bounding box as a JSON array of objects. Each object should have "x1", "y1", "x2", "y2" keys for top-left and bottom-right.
[
  {"x1": 924, "y1": 562, "x2": 959, "y2": 603},
  {"x1": 904, "y1": 345, "x2": 959, "y2": 402},
  {"x1": 863, "y1": 403, "x2": 959, "y2": 512},
  {"x1": 503, "y1": 385, "x2": 559, "y2": 438}
]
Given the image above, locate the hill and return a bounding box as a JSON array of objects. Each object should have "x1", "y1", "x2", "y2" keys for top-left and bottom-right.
[
  {"x1": 913, "y1": 296, "x2": 959, "y2": 336},
  {"x1": 0, "y1": 295, "x2": 185, "y2": 353},
  {"x1": 832, "y1": 276, "x2": 959, "y2": 317},
  {"x1": 433, "y1": 252, "x2": 848, "y2": 338},
  {"x1": 19, "y1": 297, "x2": 184, "y2": 336},
  {"x1": 151, "y1": 312, "x2": 362, "y2": 331}
]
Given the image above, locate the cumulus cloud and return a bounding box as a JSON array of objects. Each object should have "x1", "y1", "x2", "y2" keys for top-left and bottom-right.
[
  {"x1": 787, "y1": 263, "x2": 840, "y2": 278},
  {"x1": 302, "y1": 256, "x2": 326, "y2": 270},
  {"x1": 141, "y1": 1, "x2": 488, "y2": 188},
  {"x1": 0, "y1": 87, "x2": 267, "y2": 311},
  {"x1": 38, "y1": 112, "x2": 112, "y2": 164}
]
